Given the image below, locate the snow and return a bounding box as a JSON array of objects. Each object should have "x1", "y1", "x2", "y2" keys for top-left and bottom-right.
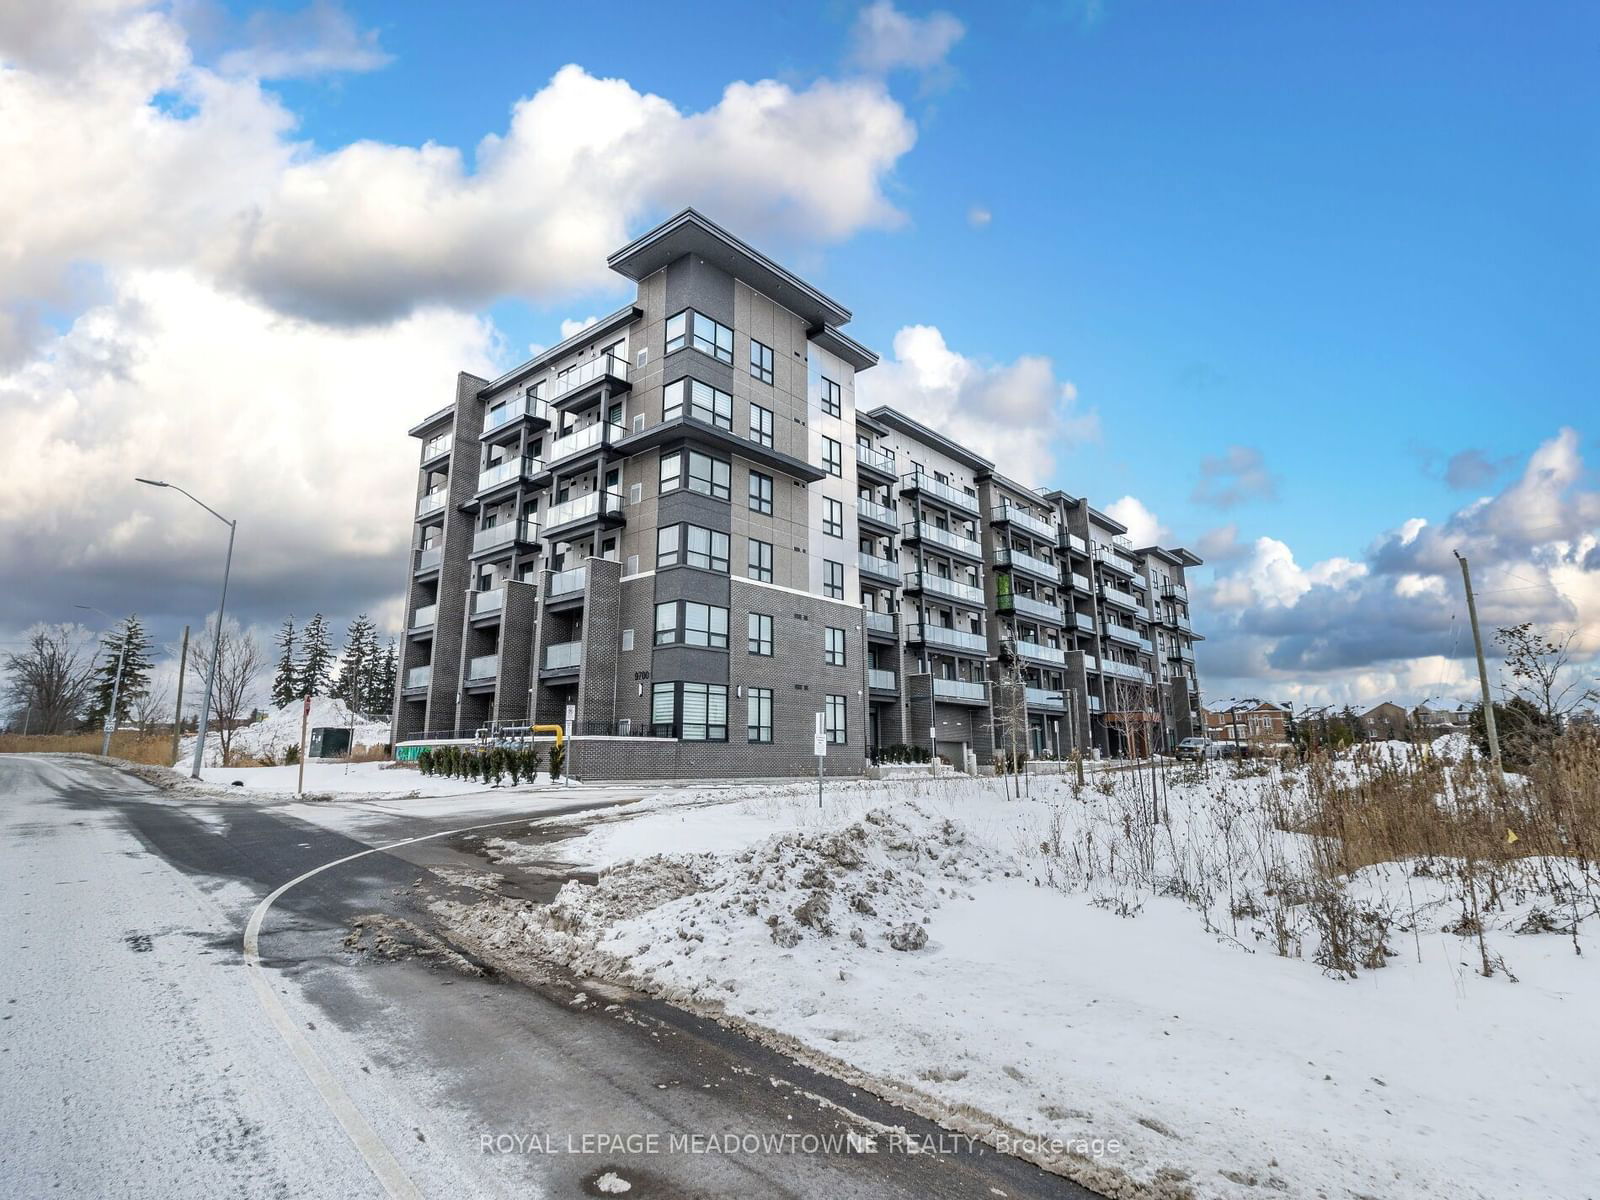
[
  {"x1": 445, "y1": 763, "x2": 1600, "y2": 1200},
  {"x1": 177, "y1": 697, "x2": 389, "y2": 768},
  {"x1": 186, "y1": 759, "x2": 548, "y2": 799}
]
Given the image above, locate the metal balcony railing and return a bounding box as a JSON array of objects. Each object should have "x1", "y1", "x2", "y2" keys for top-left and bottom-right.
[
  {"x1": 904, "y1": 521, "x2": 982, "y2": 558},
  {"x1": 544, "y1": 641, "x2": 582, "y2": 670},
  {"x1": 868, "y1": 668, "x2": 897, "y2": 690},
  {"x1": 908, "y1": 624, "x2": 988, "y2": 653},
  {"x1": 472, "y1": 588, "x2": 503, "y2": 615},
  {"x1": 903, "y1": 571, "x2": 984, "y2": 606},
  {"x1": 990, "y1": 503, "x2": 1057, "y2": 540},
  {"x1": 411, "y1": 603, "x2": 436, "y2": 628},
  {"x1": 932, "y1": 678, "x2": 986, "y2": 702},
  {"x1": 467, "y1": 654, "x2": 498, "y2": 681},
  {"x1": 548, "y1": 353, "x2": 628, "y2": 401},
  {"x1": 548, "y1": 565, "x2": 587, "y2": 598},
  {"x1": 416, "y1": 490, "x2": 447, "y2": 517},
  {"x1": 544, "y1": 489, "x2": 623, "y2": 530},
  {"x1": 404, "y1": 665, "x2": 431, "y2": 689},
  {"x1": 899, "y1": 472, "x2": 980, "y2": 515}
]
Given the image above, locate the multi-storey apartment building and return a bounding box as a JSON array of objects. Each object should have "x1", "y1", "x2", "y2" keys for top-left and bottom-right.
[{"x1": 392, "y1": 209, "x2": 1203, "y2": 777}]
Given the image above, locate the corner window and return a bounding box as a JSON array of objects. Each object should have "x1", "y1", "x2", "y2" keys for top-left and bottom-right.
[
  {"x1": 747, "y1": 688, "x2": 773, "y2": 742},
  {"x1": 748, "y1": 538, "x2": 773, "y2": 583},
  {"x1": 694, "y1": 312, "x2": 734, "y2": 363},
  {"x1": 820, "y1": 377, "x2": 842, "y2": 418},
  {"x1": 824, "y1": 626, "x2": 846, "y2": 667},
  {"x1": 748, "y1": 471, "x2": 774, "y2": 516},
  {"x1": 654, "y1": 601, "x2": 729, "y2": 649},
  {"x1": 686, "y1": 525, "x2": 730, "y2": 573},
  {"x1": 748, "y1": 612, "x2": 773, "y2": 656},
  {"x1": 656, "y1": 525, "x2": 680, "y2": 568},
  {"x1": 660, "y1": 449, "x2": 730, "y2": 501},
  {"x1": 652, "y1": 681, "x2": 729, "y2": 741},
  {"x1": 664, "y1": 377, "x2": 732, "y2": 430},
  {"x1": 825, "y1": 694, "x2": 846, "y2": 745},
  {"x1": 750, "y1": 339, "x2": 774, "y2": 385}
]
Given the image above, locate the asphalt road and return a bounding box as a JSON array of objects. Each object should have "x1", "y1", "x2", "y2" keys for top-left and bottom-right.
[{"x1": 0, "y1": 755, "x2": 1101, "y2": 1199}]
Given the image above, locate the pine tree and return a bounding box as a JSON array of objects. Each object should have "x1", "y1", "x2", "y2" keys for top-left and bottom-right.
[
  {"x1": 86, "y1": 614, "x2": 153, "y2": 728},
  {"x1": 298, "y1": 613, "x2": 334, "y2": 698},
  {"x1": 333, "y1": 614, "x2": 378, "y2": 715},
  {"x1": 270, "y1": 616, "x2": 299, "y2": 709},
  {"x1": 363, "y1": 638, "x2": 398, "y2": 717}
]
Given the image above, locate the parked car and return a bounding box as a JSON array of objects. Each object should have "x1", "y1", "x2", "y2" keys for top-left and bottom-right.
[{"x1": 1174, "y1": 737, "x2": 1220, "y2": 761}]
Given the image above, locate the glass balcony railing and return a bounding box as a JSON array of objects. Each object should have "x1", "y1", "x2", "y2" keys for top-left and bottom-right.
[
  {"x1": 868, "y1": 668, "x2": 897, "y2": 690},
  {"x1": 411, "y1": 603, "x2": 436, "y2": 628},
  {"x1": 1015, "y1": 640, "x2": 1066, "y2": 666},
  {"x1": 421, "y1": 433, "x2": 452, "y2": 460},
  {"x1": 414, "y1": 546, "x2": 442, "y2": 572},
  {"x1": 483, "y1": 396, "x2": 550, "y2": 436},
  {"x1": 544, "y1": 489, "x2": 623, "y2": 530},
  {"x1": 547, "y1": 420, "x2": 619, "y2": 463},
  {"x1": 990, "y1": 503, "x2": 1057, "y2": 540},
  {"x1": 416, "y1": 490, "x2": 447, "y2": 517},
  {"x1": 999, "y1": 592, "x2": 1064, "y2": 624},
  {"x1": 932, "y1": 678, "x2": 986, "y2": 702},
  {"x1": 993, "y1": 546, "x2": 1057, "y2": 579},
  {"x1": 1096, "y1": 544, "x2": 1140, "y2": 574},
  {"x1": 404, "y1": 665, "x2": 431, "y2": 689},
  {"x1": 544, "y1": 641, "x2": 582, "y2": 670},
  {"x1": 1066, "y1": 533, "x2": 1088, "y2": 555},
  {"x1": 472, "y1": 588, "x2": 503, "y2": 615},
  {"x1": 548, "y1": 565, "x2": 587, "y2": 598},
  {"x1": 1068, "y1": 572, "x2": 1092, "y2": 593},
  {"x1": 1088, "y1": 693, "x2": 1103, "y2": 712},
  {"x1": 548, "y1": 354, "x2": 629, "y2": 402},
  {"x1": 1081, "y1": 653, "x2": 1099, "y2": 672},
  {"x1": 904, "y1": 521, "x2": 982, "y2": 558},
  {"x1": 1100, "y1": 659, "x2": 1151, "y2": 684},
  {"x1": 864, "y1": 610, "x2": 897, "y2": 636},
  {"x1": 858, "y1": 550, "x2": 900, "y2": 580},
  {"x1": 857, "y1": 496, "x2": 898, "y2": 526},
  {"x1": 899, "y1": 472, "x2": 980, "y2": 515},
  {"x1": 1103, "y1": 622, "x2": 1140, "y2": 646},
  {"x1": 467, "y1": 654, "x2": 498, "y2": 681},
  {"x1": 1100, "y1": 583, "x2": 1140, "y2": 610},
  {"x1": 1138, "y1": 636, "x2": 1155, "y2": 656},
  {"x1": 477, "y1": 457, "x2": 540, "y2": 492},
  {"x1": 1025, "y1": 687, "x2": 1066, "y2": 710},
  {"x1": 473, "y1": 519, "x2": 535, "y2": 553},
  {"x1": 1071, "y1": 610, "x2": 1096, "y2": 634},
  {"x1": 903, "y1": 571, "x2": 984, "y2": 606},
  {"x1": 856, "y1": 444, "x2": 897, "y2": 476},
  {"x1": 1164, "y1": 581, "x2": 1189, "y2": 603},
  {"x1": 908, "y1": 624, "x2": 988, "y2": 653}
]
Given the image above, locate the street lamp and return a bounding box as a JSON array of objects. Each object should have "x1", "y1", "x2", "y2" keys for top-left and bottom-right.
[
  {"x1": 137, "y1": 478, "x2": 237, "y2": 780},
  {"x1": 76, "y1": 604, "x2": 127, "y2": 757}
]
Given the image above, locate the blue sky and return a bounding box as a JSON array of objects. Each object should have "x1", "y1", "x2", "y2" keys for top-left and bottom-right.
[{"x1": 3, "y1": 0, "x2": 1596, "y2": 709}]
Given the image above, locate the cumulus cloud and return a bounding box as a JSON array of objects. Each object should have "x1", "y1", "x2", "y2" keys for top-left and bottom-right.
[
  {"x1": 1104, "y1": 496, "x2": 1169, "y2": 548},
  {"x1": 1192, "y1": 444, "x2": 1278, "y2": 509},
  {"x1": 858, "y1": 324, "x2": 1099, "y2": 485},
  {"x1": 216, "y1": 1, "x2": 390, "y2": 79},
  {"x1": 1196, "y1": 429, "x2": 1600, "y2": 707},
  {"x1": 849, "y1": 1, "x2": 965, "y2": 76},
  {"x1": 1444, "y1": 447, "x2": 1503, "y2": 490},
  {"x1": 0, "y1": 3, "x2": 919, "y2": 343}
]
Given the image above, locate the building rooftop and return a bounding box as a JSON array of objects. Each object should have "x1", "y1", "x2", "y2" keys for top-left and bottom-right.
[{"x1": 863, "y1": 406, "x2": 994, "y2": 473}]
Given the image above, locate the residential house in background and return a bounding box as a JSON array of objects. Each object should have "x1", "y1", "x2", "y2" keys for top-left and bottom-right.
[
  {"x1": 1203, "y1": 699, "x2": 1290, "y2": 745},
  {"x1": 1360, "y1": 701, "x2": 1411, "y2": 741}
]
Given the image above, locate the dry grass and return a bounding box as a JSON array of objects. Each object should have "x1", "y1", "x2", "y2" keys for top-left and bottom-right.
[{"x1": 0, "y1": 731, "x2": 177, "y2": 766}]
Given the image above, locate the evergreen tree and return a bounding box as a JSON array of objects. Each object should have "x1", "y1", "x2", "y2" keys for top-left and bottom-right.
[
  {"x1": 333, "y1": 614, "x2": 378, "y2": 714},
  {"x1": 270, "y1": 616, "x2": 299, "y2": 709},
  {"x1": 362, "y1": 637, "x2": 397, "y2": 717},
  {"x1": 86, "y1": 614, "x2": 153, "y2": 728},
  {"x1": 298, "y1": 613, "x2": 334, "y2": 698}
]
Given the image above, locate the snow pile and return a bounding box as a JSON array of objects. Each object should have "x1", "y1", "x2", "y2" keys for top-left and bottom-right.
[
  {"x1": 178, "y1": 697, "x2": 388, "y2": 767},
  {"x1": 1430, "y1": 731, "x2": 1475, "y2": 762}
]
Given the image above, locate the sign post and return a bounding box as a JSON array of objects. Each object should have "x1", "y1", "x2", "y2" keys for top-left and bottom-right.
[
  {"x1": 813, "y1": 712, "x2": 827, "y2": 808},
  {"x1": 564, "y1": 703, "x2": 576, "y2": 789},
  {"x1": 929, "y1": 724, "x2": 938, "y2": 777},
  {"x1": 296, "y1": 695, "x2": 311, "y2": 797}
]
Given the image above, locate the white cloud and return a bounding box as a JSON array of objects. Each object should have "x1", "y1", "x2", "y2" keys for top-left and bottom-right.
[
  {"x1": 1192, "y1": 444, "x2": 1277, "y2": 508},
  {"x1": 859, "y1": 324, "x2": 1098, "y2": 485},
  {"x1": 849, "y1": 1, "x2": 965, "y2": 76},
  {"x1": 1103, "y1": 496, "x2": 1168, "y2": 547},
  {"x1": 216, "y1": 1, "x2": 390, "y2": 80},
  {"x1": 559, "y1": 315, "x2": 601, "y2": 340}
]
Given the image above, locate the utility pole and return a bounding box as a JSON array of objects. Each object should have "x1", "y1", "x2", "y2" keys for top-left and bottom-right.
[
  {"x1": 1454, "y1": 550, "x2": 1502, "y2": 776},
  {"x1": 170, "y1": 625, "x2": 189, "y2": 768}
]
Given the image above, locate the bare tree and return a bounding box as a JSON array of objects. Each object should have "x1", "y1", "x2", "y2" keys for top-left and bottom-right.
[
  {"x1": 992, "y1": 638, "x2": 1031, "y2": 795},
  {"x1": 187, "y1": 617, "x2": 267, "y2": 765},
  {"x1": 1496, "y1": 624, "x2": 1599, "y2": 727},
  {"x1": 133, "y1": 675, "x2": 172, "y2": 736},
  {"x1": 2, "y1": 623, "x2": 99, "y2": 733}
]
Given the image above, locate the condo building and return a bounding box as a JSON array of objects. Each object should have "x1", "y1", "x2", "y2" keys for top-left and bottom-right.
[{"x1": 392, "y1": 209, "x2": 1202, "y2": 778}]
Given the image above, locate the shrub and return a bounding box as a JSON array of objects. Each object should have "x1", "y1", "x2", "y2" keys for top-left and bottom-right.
[
  {"x1": 283, "y1": 744, "x2": 300, "y2": 766},
  {"x1": 416, "y1": 748, "x2": 432, "y2": 776},
  {"x1": 521, "y1": 746, "x2": 542, "y2": 780},
  {"x1": 549, "y1": 740, "x2": 565, "y2": 781},
  {"x1": 504, "y1": 748, "x2": 520, "y2": 786}
]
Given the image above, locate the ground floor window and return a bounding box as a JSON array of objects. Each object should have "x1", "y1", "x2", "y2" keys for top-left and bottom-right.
[
  {"x1": 747, "y1": 688, "x2": 773, "y2": 743},
  {"x1": 825, "y1": 693, "x2": 846, "y2": 744},
  {"x1": 651, "y1": 681, "x2": 729, "y2": 741}
]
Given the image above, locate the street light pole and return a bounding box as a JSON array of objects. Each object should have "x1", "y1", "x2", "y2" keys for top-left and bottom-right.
[
  {"x1": 75, "y1": 605, "x2": 128, "y2": 758},
  {"x1": 136, "y1": 478, "x2": 237, "y2": 780}
]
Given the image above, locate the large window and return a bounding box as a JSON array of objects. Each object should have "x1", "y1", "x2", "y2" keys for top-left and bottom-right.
[
  {"x1": 821, "y1": 436, "x2": 842, "y2": 477},
  {"x1": 750, "y1": 339, "x2": 774, "y2": 385},
  {"x1": 656, "y1": 525, "x2": 679, "y2": 568},
  {"x1": 664, "y1": 377, "x2": 732, "y2": 430},
  {"x1": 825, "y1": 694, "x2": 847, "y2": 745},
  {"x1": 747, "y1": 688, "x2": 773, "y2": 742},
  {"x1": 660, "y1": 449, "x2": 730, "y2": 501},
  {"x1": 750, "y1": 403, "x2": 774, "y2": 448},
  {"x1": 654, "y1": 600, "x2": 729, "y2": 649},
  {"x1": 652, "y1": 681, "x2": 729, "y2": 741},
  {"x1": 665, "y1": 311, "x2": 688, "y2": 354},
  {"x1": 824, "y1": 626, "x2": 846, "y2": 667},
  {"x1": 694, "y1": 312, "x2": 734, "y2": 363},
  {"x1": 823, "y1": 558, "x2": 845, "y2": 599},
  {"x1": 820, "y1": 376, "x2": 842, "y2": 418},
  {"x1": 686, "y1": 525, "x2": 730, "y2": 572},
  {"x1": 748, "y1": 612, "x2": 773, "y2": 656},
  {"x1": 822, "y1": 496, "x2": 843, "y2": 538},
  {"x1": 748, "y1": 538, "x2": 773, "y2": 582},
  {"x1": 748, "y1": 470, "x2": 773, "y2": 515}
]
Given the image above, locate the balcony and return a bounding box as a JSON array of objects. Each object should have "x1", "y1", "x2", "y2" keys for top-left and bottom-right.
[
  {"x1": 1015, "y1": 640, "x2": 1066, "y2": 667},
  {"x1": 1025, "y1": 687, "x2": 1066, "y2": 711},
  {"x1": 1163, "y1": 582, "x2": 1189, "y2": 603},
  {"x1": 414, "y1": 546, "x2": 442, "y2": 574},
  {"x1": 472, "y1": 519, "x2": 537, "y2": 556},
  {"x1": 1096, "y1": 544, "x2": 1140, "y2": 575},
  {"x1": 857, "y1": 496, "x2": 898, "y2": 530},
  {"x1": 999, "y1": 592, "x2": 1064, "y2": 625},
  {"x1": 1067, "y1": 572, "x2": 1091, "y2": 594},
  {"x1": 1060, "y1": 532, "x2": 1088, "y2": 556},
  {"x1": 899, "y1": 472, "x2": 980, "y2": 516},
  {"x1": 548, "y1": 565, "x2": 587, "y2": 600},
  {"x1": 482, "y1": 396, "x2": 551, "y2": 439},
  {"x1": 902, "y1": 571, "x2": 984, "y2": 606},
  {"x1": 416, "y1": 490, "x2": 447, "y2": 519},
  {"x1": 1080, "y1": 653, "x2": 1098, "y2": 672},
  {"x1": 1138, "y1": 636, "x2": 1155, "y2": 656},
  {"x1": 868, "y1": 668, "x2": 898, "y2": 692},
  {"x1": 477, "y1": 457, "x2": 541, "y2": 495},
  {"x1": 856, "y1": 443, "x2": 898, "y2": 481},
  {"x1": 932, "y1": 677, "x2": 987, "y2": 705},
  {"x1": 1100, "y1": 659, "x2": 1151, "y2": 684},
  {"x1": 990, "y1": 503, "x2": 1057, "y2": 541},
  {"x1": 411, "y1": 603, "x2": 436, "y2": 630},
  {"x1": 1071, "y1": 610, "x2": 1096, "y2": 635},
  {"x1": 858, "y1": 550, "x2": 901, "y2": 584},
  {"x1": 404, "y1": 665, "x2": 431, "y2": 690},
  {"x1": 1088, "y1": 694, "x2": 1103, "y2": 713},
  {"x1": 421, "y1": 433, "x2": 452, "y2": 463},
  {"x1": 543, "y1": 489, "x2": 624, "y2": 538},
  {"x1": 467, "y1": 654, "x2": 498, "y2": 682},
  {"x1": 543, "y1": 641, "x2": 582, "y2": 672},
  {"x1": 902, "y1": 520, "x2": 983, "y2": 561},
  {"x1": 1103, "y1": 622, "x2": 1140, "y2": 647},
  {"x1": 471, "y1": 588, "x2": 504, "y2": 616},
  {"x1": 993, "y1": 546, "x2": 1058, "y2": 582},
  {"x1": 546, "y1": 420, "x2": 621, "y2": 466},
  {"x1": 865, "y1": 610, "x2": 898, "y2": 639},
  {"x1": 1169, "y1": 645, "x2": 1196, "y2": 665},
  {"x1": 1100, "y1": 583, "x2": 1140, "y2": 611},
  {"x1": 548, "y1": 353, "x2": 630, "y2": 407},
  {"x1": 908, "y1": 624, "x2": 988, "y2": 654}
]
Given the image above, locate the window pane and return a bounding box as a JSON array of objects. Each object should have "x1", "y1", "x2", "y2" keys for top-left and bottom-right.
[
  {"x1": 666, "y1": 311, "x2": 687, "y2": 353},
  {"x1": 652, "y1": 683, "x2": 675, "y2": 725},
  {"x1": 656, "y1": 525, "x2": 679, "y2": 567},
  {"x1": 663, "y1": 378, "x2": 685, "y2": 421}
]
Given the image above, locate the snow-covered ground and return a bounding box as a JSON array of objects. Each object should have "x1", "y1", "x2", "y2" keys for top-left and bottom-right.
[
  {"x1": 185, "y1": 759, "x2": 561, "y2": 799},
  {"x1": 178, "y1": 697, "x2": 389, "y2": 768},
  {"x1": 445, "y1": 753, "x2": 1600, "y2": 1200}
]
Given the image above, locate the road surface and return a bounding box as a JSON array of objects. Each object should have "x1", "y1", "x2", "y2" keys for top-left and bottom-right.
[{"x1": 0, "y1": 754, "x2": 1101, "y2": 1199}]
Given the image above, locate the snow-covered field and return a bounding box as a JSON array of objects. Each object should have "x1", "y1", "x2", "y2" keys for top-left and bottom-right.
[
  {"x1": 444, "y1": 749, "x2": 1600, "y2": 1200},
  {"x1": 177, "y1": 697, "x2": 389, "y2": 768}
]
